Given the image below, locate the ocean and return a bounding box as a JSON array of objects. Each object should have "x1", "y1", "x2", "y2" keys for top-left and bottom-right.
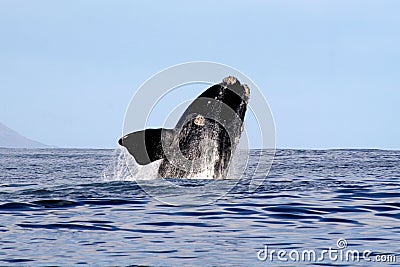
[{"x1": 0, "y1": 148, "x2": 399, "y2": 266}]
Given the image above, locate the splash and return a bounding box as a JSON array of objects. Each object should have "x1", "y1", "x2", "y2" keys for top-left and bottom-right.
[
  {"x1": 103, "y1": 145, "x2": 250, "y2": 182},
  {"x1": 103, "y1": 147, "x2": 161, "y2": 182}
]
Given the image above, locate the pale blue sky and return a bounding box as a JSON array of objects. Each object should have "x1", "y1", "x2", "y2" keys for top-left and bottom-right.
[{"x1": 0, "y1": 0, "x2": 399, "y2": 149}]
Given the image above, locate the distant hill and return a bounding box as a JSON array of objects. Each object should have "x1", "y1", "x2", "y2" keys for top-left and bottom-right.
[{"x1": 0, "y1": 122, "x2": 49, "y2": 148}]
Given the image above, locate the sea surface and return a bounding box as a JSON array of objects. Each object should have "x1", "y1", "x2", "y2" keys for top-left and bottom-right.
[{"x1": 0, "y1": 148, "x2": 399, "y2": 266}]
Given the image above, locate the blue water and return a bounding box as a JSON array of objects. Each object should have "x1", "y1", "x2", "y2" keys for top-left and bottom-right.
[{"x1": 0, "y1": 148, "x2": 399, "y2": 266}]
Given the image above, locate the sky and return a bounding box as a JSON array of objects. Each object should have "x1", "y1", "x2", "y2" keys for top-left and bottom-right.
[{"x1": 0, "y1": 0, "x2": 399, "y2": 149}]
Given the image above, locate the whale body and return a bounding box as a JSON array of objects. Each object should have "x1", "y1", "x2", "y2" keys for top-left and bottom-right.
[{"x1": 118, "y1": 76, "x2": 249, "y2": 179}]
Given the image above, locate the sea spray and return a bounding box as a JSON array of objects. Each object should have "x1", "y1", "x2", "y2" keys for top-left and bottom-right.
[{"x1": 103, "y1": 147, "x2": 161, "y2": 181}]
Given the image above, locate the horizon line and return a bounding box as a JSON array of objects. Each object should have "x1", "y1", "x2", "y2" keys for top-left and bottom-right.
[{"x1": 1, "y1": 146, "x2": 399, "y2": 151}]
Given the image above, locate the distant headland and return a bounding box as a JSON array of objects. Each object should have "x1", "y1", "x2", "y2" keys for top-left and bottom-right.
[{"x1": 0, "y1": 122, "x2": 49, "y2": 148}]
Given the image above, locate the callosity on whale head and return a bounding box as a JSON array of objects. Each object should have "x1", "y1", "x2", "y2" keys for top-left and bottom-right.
[{"x1": 119, "y1": 76, "x2": 250, "y2": 179}]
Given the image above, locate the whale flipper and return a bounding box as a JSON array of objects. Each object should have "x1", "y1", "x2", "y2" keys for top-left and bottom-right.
[{"x1": 118, "y1": 128, "x2": 174, "y2": 165}]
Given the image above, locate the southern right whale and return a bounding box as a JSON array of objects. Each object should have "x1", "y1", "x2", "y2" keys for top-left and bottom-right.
[{"x1": 119, "y1": 76, "x2": 250, "y2": 179}]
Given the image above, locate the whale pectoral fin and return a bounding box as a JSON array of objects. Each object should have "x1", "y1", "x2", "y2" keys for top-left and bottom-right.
[{"x1": 118, "y1": 128, "x2": 174, "y2": 165}]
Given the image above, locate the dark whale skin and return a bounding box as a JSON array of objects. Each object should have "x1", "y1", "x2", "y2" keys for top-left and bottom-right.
[{"x1": 119, "y1": 76, "x2": 249, "y2": 179}]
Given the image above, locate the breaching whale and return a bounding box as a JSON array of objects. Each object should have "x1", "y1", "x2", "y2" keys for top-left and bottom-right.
[{"x1": 118, "y1": 76, "x2": 250, "y2": 179}]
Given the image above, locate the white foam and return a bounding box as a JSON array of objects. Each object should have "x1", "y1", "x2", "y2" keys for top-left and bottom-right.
[
  {"x1": 103, "y1": 147, "x2": 161, "y2": 181},
  {"x1": 104, "y1": 142, "x2": 249, "y2": 181}
]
